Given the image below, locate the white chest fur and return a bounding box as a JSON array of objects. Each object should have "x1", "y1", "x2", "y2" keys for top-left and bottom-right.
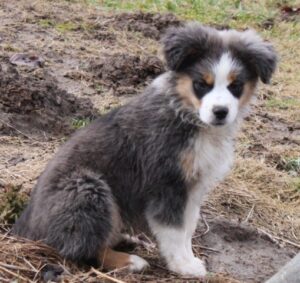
[{"x1": 182, "y1": 126, "x2": 236, "y2": 204}]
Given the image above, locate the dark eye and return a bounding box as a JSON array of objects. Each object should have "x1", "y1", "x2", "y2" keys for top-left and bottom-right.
[
  {"x1": 193, "y1": 80, "x2": 213, "y2": 99},
  {"x1": 228, "y1": 81, "x2": 244, "y2": 98}
]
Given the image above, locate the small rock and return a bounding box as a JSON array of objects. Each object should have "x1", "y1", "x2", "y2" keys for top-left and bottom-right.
[{"x1": 10, "y1": 53, "x2": 44, "y2": 68}]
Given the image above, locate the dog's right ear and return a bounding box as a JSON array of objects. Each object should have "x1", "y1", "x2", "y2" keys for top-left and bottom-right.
[{"x1": 162, "y1": 23, "x2": 220, "y2": 71}]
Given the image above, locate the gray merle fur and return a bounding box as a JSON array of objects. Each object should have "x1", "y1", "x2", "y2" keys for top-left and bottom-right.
[
  {"x1": 12, "y1": 79, "x2": 198, "y2": 262},
  {"x1": 12, "y1": 22, "x2": 277, "y2": 264}
]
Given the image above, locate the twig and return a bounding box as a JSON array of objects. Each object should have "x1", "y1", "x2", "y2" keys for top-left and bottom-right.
[
  {"x1": 32, "y1": 263, "x2": 46, "y2": 282},
  {"x1": 192, "y1": 245, "x2": 220, "y2": 253},
  {"x1": 200, "y1": 212, "x2": 210, "y2": 236},
  {"x1": 0, "y1": 262, "x2": 33, "y2": 272},
  {"x1": 138, "y1": 232, "x2": 157, "y2": 251},
  {"x1": 105, "y1": 265, "x2": 129, "y2": 275},
  {"x1": 151, "y1": 263, "x2": 173, "y2": 273},
  {"x1": 193, "y1": 212, "x2": 210, "y2": 239},
  {"x1": 291, "y1": 220, "x2": 299, "y2": 241},
  {"x1": 258, "y1": 228, "x2": 300, "y2": 249},
  {"x1": 58, "y1": 262, "x2": 72, "y2": 275},
  {"x1": 91, "y1": 267, "x2": 126, "y2": 283},
  {"x1": 0, "y1": 118, "x2": 36, "y2": 141},
  {"x1": 0, "y1": 276, "x2": 10, "y2": 283},
  {"x1": 243, "y1": 204, "x2": 255, "y2": 223},
  {"x1": 23, "y1": 258, "x2": 38, "y2": 273},
  {"x1": 0, "y1": 265, "x2": 34, "y2": 283}
]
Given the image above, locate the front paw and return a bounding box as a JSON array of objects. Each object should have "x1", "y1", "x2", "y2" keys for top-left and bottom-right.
[{"x1": 168, "y1": 257, "x2": 207, "y2": 277}]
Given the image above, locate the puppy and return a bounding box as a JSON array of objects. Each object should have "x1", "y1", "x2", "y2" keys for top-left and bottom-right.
[{"x1": 12, "y1": 23, "x2": 277, "y2": 277}]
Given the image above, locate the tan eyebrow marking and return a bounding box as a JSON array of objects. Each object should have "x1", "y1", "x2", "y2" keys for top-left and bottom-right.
[
  {"x1": 227, "y1": 72, "x2": 238, "y2": 84},
  {"x1": 176, "y1": 75, "x2": 202, "y2": 109},
  {"x1": 203, "y1": 73, "x2": 214, "y2": 85}
]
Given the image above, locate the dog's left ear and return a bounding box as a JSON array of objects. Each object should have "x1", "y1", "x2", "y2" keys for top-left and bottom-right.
[
  {"x1": 162, "y1": 23, "x2": 221, "y2": 71},
  {"x1": 230, "y1": 30, "x2": 277, "y2": 84}
]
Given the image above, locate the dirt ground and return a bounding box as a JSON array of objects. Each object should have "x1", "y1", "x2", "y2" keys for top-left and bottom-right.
[{"x1": 0, "y1": 1, "x2": 299, "y2": 283}]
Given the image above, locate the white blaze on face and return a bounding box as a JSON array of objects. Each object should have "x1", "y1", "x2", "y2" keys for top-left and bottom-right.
[{"x1": 199, "y1": 52, "x2": 240, "y2": 126}]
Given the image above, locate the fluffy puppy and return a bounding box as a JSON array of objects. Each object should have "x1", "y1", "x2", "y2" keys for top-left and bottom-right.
[{"x1": 12, "y1": 23, "x2": 277, "y2": 277}]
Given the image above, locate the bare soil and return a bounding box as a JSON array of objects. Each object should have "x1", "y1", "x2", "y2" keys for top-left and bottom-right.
[
  {"x1": 89, "y1": 53, "x2": 164, "y2": 95},
  {"x1": 0, "y1": 58, "x2": 97, "y2": 138},
  {"x1": 199, "y1": 217, "x2": 295, "y2": 283},
  {"x1": 113, "y1": 12, "x2": 182, "y2": 39},
  {"x1": 0, "y1": 1, "x2": 299, "y2": 283}
]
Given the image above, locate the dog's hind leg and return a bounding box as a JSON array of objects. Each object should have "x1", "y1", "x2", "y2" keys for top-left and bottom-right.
[
  {"x1": 43, "y1": 170, "x2": 120, "y2": 263},
  {"x1": 99, "y1": 247, "x2": 149, "y2": 272},
  {"x1": 40, "y1": 169, "x2": 149, "y2": 272}
]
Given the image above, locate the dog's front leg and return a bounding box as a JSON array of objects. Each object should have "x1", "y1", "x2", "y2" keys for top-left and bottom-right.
[{"x1": 147, "y1": 210, "x2": 206, "y2": 277}]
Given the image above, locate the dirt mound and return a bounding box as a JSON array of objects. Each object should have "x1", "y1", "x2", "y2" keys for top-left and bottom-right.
[
  {"x1": 89, "y1": 53, "x2": 164, "y2": 95},
  {"x1": 0, "y1": 58, "x2": 97, "y2": 139},
  {"x1": 196, "y1": 217, "x2": 296, "y2": 283},
  {"x1": 114, "y1": 12, "x2": 181, "y2": 39}
]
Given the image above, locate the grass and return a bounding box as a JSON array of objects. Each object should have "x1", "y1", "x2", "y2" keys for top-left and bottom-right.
[
  {"x1": 85, "y1": 0, "x2": 285, "y2": 28},
  {"x1": 71, "y1": 117, "x2": 92, "y2": 129},
  {"x1": 38, "y1": 18, "x2": 95, "y2": 33},
  {"x1": 284, "y1": 157, "x2": 300, "y2": 173},
  {"x1": 265, "y1": 97, "x2": 300, "y2": 110},
  {"x1": 38, "y1": 19, "x2": 55, "y2": 28},
  {"x1": 56, "y1": 21, "x2": 80, "y2": 32},
  {"x1": 0, "y1": 185, "x2": 27, "y2": 225}
]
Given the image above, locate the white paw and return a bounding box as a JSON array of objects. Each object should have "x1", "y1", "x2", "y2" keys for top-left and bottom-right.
[
  {"x1": 128, "y1": 255, "x2": 149, "y2": 272},
  {"x1": 168, "y1": 257, "x2": 207, "y2": 277}
]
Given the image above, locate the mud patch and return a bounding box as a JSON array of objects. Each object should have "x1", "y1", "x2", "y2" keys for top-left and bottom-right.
[
  {"x1": 197, "y1": 217, "x2": 296, "y2": 283},
  {"x1": 114, "y1": 12, "x2": 181, "y2": 40},
  {"x1": 0, "y1": 58, "x2": 97, "y2": 139},
  {"x1": 89, "y1": 53, "x2": 164, "y2": 95}
]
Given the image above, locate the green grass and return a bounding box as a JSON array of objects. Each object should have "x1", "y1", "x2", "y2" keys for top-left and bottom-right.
[
  {"x1": 38, "y1": 18, "x2": 95, "y2": 33},
  {"x1": 284, "y1": 157, "x2": 300, "y2": 173},
  {"x1": 83, "y1": 0, "x2": 285, "y2": 28},
  {"x1": 71, "y1": 117, "x2": 92, "y2": 129},
  {"x1": 38, "y1": 19, "x2": 56, "y2": 28},
  {"x1": 55, "y1": 21, "x2": 79, "y2": 32},
  {"x1": 265, "y1": 97, "x2": 300, "y2": 110},
  {"x1": 0, "y1": 185, "x2": 27, "y2": 225}
]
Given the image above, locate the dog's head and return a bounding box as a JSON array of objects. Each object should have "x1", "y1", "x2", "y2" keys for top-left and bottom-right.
[{"x1": 162, "y1": 23, "x2": 277, "y2": 126}]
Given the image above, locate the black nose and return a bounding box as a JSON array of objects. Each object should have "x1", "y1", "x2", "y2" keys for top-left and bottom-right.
[{"x1": 213, "y1": 106, "x2": 229, "y2": 120}]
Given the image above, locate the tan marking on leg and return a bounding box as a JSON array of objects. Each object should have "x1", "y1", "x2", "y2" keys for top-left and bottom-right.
[
  {"x1": 107, "y1": 201, "x2": 123, "y2": 247},
  {"x1": 99, "y1": 247, "x2": 131, "y2": 270},
  {"x1": 181, "y1": 150, "x2": 196, "y2": 182},
  {"x1": 239, "y1": 81, "x2": 257, "y2": 107},
  {"x1": 180, "y1": 139, "x2": 201, "y2": 183},
  {"x1": 176, "y1": 75, "x2": 201, "y2": 111}
]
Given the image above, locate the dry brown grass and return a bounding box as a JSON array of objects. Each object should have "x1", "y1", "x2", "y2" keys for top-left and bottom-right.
[
  {"x1": 0, "y1": 228, "x2": 242, "y2": 283},
  {"x1": 0, "y1": 228, "x2": 66, "y2": 283},
  {"x1": 207, "y1": 158, "x2": 300, "y2": 247}
]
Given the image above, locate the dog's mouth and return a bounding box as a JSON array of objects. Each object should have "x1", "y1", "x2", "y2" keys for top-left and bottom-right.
[{"x1": 211, "y1": 120, "x2": 226, "y2": 126}]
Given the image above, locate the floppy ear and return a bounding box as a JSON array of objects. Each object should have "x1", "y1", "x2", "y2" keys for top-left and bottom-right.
[
  {"x1": 162, "y1": 23, "x2": 221, "y2": 71},
  {"x1": 230, "y1": 30, "x2": 277, "y2": 84}
]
